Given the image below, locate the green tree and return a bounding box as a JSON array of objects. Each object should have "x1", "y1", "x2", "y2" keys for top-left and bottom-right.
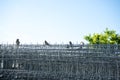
[{"x1": 84, "y1": 28, "x2": 120, "y2": 44}]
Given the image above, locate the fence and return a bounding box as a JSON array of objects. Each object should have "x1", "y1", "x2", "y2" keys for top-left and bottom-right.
[{"x1": 0, "y1": 44, "x2": 120, "y2": 80}]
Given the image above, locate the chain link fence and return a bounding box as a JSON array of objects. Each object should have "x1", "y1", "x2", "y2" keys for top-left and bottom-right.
[{"x1": 0, "y1": 44, "x2": 120, "y2": 80}]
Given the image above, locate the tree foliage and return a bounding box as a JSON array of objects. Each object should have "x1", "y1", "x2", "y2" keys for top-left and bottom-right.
[{"x1": 84, "y1": 28, "x2": 120, "y2": 44}]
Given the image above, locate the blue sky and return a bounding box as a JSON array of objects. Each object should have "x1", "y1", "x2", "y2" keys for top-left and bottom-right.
[{"x1": 0, "y1": 0, "x2": 120, "y2": 44}]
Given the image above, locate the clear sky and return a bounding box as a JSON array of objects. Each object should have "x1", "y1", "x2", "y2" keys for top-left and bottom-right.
[{"x1": 0, "y1": 0, "x2": 120, "y2": 44}]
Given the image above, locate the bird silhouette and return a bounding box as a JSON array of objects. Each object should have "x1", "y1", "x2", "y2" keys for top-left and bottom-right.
[
  {"x1": 44, "y1": 40, "x2": 50, "y2": 46},
  {"x1": 69, "y1": 41, "x2": 73, "y2": 47},
  {"x1": 16, "y1": 39, "x2": 20, "y2": 46}
]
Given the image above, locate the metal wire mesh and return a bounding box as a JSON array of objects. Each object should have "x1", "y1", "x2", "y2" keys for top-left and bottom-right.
[{"x1": 0, "y1": 44, "x2": 120, "y2": 80}]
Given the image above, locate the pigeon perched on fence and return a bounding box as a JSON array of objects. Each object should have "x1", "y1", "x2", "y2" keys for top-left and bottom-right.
[
  {"x1": 16, "y1": 39, "x2": 20, "y2": 46},
  {"x1": 69, "y1": 41, "x2": 73, "y2": 47},
  {"x1": 44, "y1": 40, "x2": 50, "y2": 46}
]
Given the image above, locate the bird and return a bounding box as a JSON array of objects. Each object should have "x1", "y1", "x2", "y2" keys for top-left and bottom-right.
[
  {"x1": 16, "y1": 39, "x2": 20, "y2": 46},
  {"x1": 66, "y1": 41, "x2": 73, "y2": 48},
  {"x1": 69, "y1": 41, "x2": 73, "y2": 47},
  {"x1": 44, "y1": 40, "x2": 50, "y2": 46}
]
